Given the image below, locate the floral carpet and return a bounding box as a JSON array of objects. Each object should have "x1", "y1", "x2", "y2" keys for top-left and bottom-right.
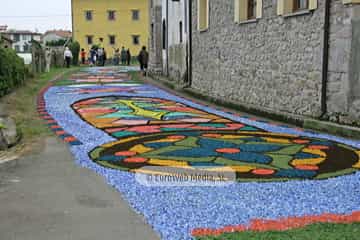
[{"x1": 39, "y1": 67, "x2": 360, "y2": 239}]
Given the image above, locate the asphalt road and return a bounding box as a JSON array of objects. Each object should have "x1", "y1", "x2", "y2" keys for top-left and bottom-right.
[{"x1": 0, "y1": 137, "x2": 159, "y2": 240}]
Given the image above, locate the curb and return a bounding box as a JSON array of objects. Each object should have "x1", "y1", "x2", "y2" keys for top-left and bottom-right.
[
  {"x1": 37, "y1": 68, "x2": 83, "y2": 146},
  {"x1": 304, "y1": 119, "x2": 360, "y2": 139},
  {"x1": 148, "y1": 73, "x2": 360, "y2": 140}
]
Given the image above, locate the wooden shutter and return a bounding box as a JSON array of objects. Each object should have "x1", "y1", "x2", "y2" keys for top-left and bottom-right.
[
  {"x1": 309, "y1": 0, "x2": 318, "y2": 10},
  {"x1": 198, "y1": 0, "x2": 209, "y2": 31},
  {"x1": 277, "y1": 0, "x2": 284, "y2": 15},
  {"x1": 234, "y1": 0, "x2": 240, "y2": 22},
  {"x1": 256, "y1": 0, "x2": 263, "y2": 18}
]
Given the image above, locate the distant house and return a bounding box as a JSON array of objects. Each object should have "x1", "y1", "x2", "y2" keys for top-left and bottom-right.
[
  {"x1": 42, "y1": 30, "x2": 72, "y2": 44},
  {"x1": 5, "y1": 30, "x2": 41, "y2": 53}
]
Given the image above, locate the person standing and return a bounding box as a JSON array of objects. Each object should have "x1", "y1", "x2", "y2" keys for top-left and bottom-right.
[
  {"x1": 45, "y1": 47, "x2": 52, "y2": 72},
  {"x1": 114, "y1": 48, "x2": 120, "y2": 65},
  {"x1": 102, "y1": 48, "x2": 107, "y2": 66},
  {"x1": 137, "y1": 46, "x2": 149, "y2": 76},
  {"x1": 80, "y1": 48, "x2": 86, "y2": 65},
  {"x1": 126, "y1": 48, "x2": 131, "y2": 66},
  {"x1": 90, "y1": 47, "x2": 96, "y2": 66},
  {"x1": 120, "y1": 47, "x2": 127, "y2": 65},
  {"x1": 97, "y1": 47, "x2": 104, "y2": 66},
  {"x1": 64, "y1": 47, "x2": 73, "y2": 68}
]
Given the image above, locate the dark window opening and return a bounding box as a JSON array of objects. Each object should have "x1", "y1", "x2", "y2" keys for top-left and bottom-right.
[
  {"x1": 132, "y1": 35, "x2": 140, "y2": 45},
  {"x1": 151, "y1": 23, "x2": 154, "y2": 48},
  {"x1": 85, "y1": 11, "x2": 93, "y2": 21},
  {"x1": 247, "y1": 0, "x2": 257, "y2": 20},
  {"x1": 109, "y1": 35, "x2": 116, "y2": 45},
  {"x1": 108, "y1": 10, "x2": 116, "y2": 21},
  {"x1": 293, "y1": 0, "x2": 308, "y2": 12},
  {"x1": 86, "y1": 35, "x2": 93, "y2": 45},
  {"x1": 162, "y1": 20, "x2": 166, "y2": 50},
  {"x1": 179, "y1": 21, "x2": 183, "y2": 43},
  {"x1": 132, "y1": 10, "x2": 139, "y2": 20}
]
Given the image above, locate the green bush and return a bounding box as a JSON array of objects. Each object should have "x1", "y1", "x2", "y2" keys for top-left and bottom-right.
[
  {"x1": 68, "y1": 41, "x2": 80, "y2": 66},
  {"x1": 0, "y1": 46, "x2": 27, "y2": 97},
  {"x1": 46, "y1": 39, "x2": 67, "y2": 47}
]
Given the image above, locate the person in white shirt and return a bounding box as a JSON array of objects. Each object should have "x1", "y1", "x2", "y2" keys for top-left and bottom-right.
[{"x1": 64, "y1": 47, "x2": 73, "y2": 68}]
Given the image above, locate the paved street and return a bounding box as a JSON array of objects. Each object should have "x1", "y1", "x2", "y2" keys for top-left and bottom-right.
[
  {"x1": 1, "y1": 67, "x2": 359, "y2": 240},
  {"x1": 0, "y1": 137, "x2": 159, "y2": 240}
]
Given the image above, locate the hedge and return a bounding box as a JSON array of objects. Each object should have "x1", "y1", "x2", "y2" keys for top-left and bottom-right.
[
  {"x1": 0, "y1": 46, "x2": 27, "y2": 97},
  {"x1": 69, "y1": 41, "x2": 80, "y2": 66}
]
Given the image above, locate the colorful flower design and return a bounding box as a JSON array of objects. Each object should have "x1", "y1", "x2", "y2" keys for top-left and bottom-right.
[{"x1": 41, "y1": 67, "x2": 360, "y2": 240}]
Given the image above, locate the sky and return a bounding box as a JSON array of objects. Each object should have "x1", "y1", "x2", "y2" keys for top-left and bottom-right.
[{"x1": 0, "y1": 0, "x2": 72, "y2": 33}]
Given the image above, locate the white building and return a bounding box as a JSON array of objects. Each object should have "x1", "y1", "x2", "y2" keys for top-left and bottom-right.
[
  {"x1": 5, "y1": 30, "x2": 41, "y2": 53},
  {"x1": 42, "y1": 30, "x2": 72, "y2": 44},
  {"x1": 149, "y1": 0, "x2": 191, "y2": 84}
]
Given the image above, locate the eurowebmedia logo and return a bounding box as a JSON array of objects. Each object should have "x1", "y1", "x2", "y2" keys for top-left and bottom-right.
[{"x1": 135, "y1": 166, "x2": 236, "y2": 187}]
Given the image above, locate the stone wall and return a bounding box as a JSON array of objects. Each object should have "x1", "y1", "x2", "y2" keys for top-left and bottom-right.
[
  {"x1": 191, "y1": 0, "x2": 360, "y2": 125},
  {"x1": 191, "y1": 0, "x2": 325, "y2": 118}
]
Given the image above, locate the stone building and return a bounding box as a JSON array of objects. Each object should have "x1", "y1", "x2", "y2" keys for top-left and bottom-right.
[
  {"x1": 190, "y1": 0, "x2": 360, "y2": 124},
  {"x1": 149, "y1": 0, "x2": 191, "y2": 84}
]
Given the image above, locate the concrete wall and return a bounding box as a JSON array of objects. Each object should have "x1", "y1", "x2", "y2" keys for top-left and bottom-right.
[
  {"x1": 149, "y1": 0, "x2": 163, "y2": 73},
  {"x1": 191, "y1": 0, "x2": 360, "y2": 124},
  {"x1": 167, "y1": 0, "x2": 188, "y2": 83},
  {"x1": 327, "y1": 2, "x2": 360, "y2": 124},
  {"x1": 149, "y1": 0, "x2": 189, "y2": 83}
]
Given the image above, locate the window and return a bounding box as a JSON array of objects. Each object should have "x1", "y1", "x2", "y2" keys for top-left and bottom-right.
[
  {"x1": 234, "y1": 0, "x2": 262, "y2": 23},
  {"x1": 109, "y1": 35, "x2": 116, "y2": 45},
  {"x1": 14, "y1": 34, "x2": 20, "y2": 42},
  {"x1": 132, "y1": 35, "x2": 140, "y2": 45},
  {"x1": 198, "y1": 0, "x2": 209, "y2": 31},
  {"x1": 277, "y1": 0, "x2": 317, "y2": 15},
  {"x1": 86, "y1": 35, "x2": 93, "y2": 45},
  {"x1": 14, "y1": 45, "x2": 20, "y2": 52},
  {"x1": 151, "y1": 23, "x2": 154, "y2": 48},
  {"x1": 85, "y1": 10, "x2": 93, "y2": 21},
  {"x1": 22, "y1": 35, "x2": 29, "y2": 41},
  {"x1": 23, "y1": 44, "x2": 29, "y2": 52},
  {"x1": 162, "y1": 20, "x2": 166, "y2": 49},
  {"x1": 132, "y1": 10, "x2": 140, "y2": 20},
  {"x1": 179, "y1": 21, "x2": 183, "y2": 43},
  {"x1": 293, "y1": 0, "x2": 308, "y2": 11},
  {"x1": 108, "y1": 10, "x2": 116, "y2": 21}
]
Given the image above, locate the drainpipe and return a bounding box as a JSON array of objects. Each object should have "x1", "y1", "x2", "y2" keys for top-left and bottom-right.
[
  {"x1": 186, "y1": 0, "x2": 193, "y2": 87},
  {"x1": 321, "y1": 0, "x2": 331, "y2": 118}
]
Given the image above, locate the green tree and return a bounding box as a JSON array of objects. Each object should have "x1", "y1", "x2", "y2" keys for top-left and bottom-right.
[{"x1": 69, "y1": 41, "x2": 80, "y2": 66}]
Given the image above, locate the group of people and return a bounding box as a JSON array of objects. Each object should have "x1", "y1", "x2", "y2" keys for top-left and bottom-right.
[
  {"x1": 113, "y1": 47, "x2": 132, "y2": 66},
  {"x1": 64, "y1": 44, "x2": 149, "y2": 75},
  {"x1": 82, "y1": 47, "x2": 107, "y2": 67}
]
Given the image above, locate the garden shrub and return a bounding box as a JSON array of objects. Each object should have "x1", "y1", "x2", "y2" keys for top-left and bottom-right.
[
  {"x1": 68, "y1": 41, "x2": 80, "y2": 66},
  {"x1": 46, "y1": 39, "x2": 67, "y2": 47},
  {"x1": 0, "y1": 46, "x2": 27, "y2": 97}
]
